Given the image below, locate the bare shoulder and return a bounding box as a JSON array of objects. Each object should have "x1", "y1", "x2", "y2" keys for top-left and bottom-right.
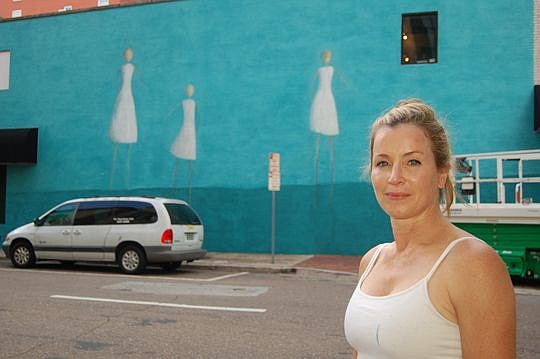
[
  {"x1": 447, "y1": 237, "x2": 508, "y2": 279},
  {"x1": 444, "y1": 236, "x2": 514, "y2": 307},
  {"x1": 357, "y1": 243, "x2": 387, "y2": 278}
]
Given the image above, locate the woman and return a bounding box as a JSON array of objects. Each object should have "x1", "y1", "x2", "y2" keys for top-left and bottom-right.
[
  {"x1": 109, "y1": 47, "x2": 137, "y2": 146},
  {"x1": 310, "y1": 49, "x2": 339, "y2": 186},
  {"x1": 170, "y1": 83, "x2": 198, "y2": 203},
  {"x1": 109, "y1": 47, "x2": 137, "y2": 189},
  {"x1": 344, "y1": 99, "x2": 515, "y2": 358}
]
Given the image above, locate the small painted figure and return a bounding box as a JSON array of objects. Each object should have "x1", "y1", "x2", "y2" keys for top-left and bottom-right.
[
  {"x1": 109, "y1": 47, "x2": 137, "y2": 189},
  {"x1": 310, "y1": 49, "x2": 338, "y2": 187},
  {"x1": 171, "y1": 84, "x2": 198, "y2": 203}
]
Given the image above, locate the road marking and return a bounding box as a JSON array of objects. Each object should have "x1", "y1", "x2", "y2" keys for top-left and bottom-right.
[
  {"x1": 515, "y1": 288, "x2": 540, "y2": 296},
  {"x1": 102, "y1": 281, "x2": 269, "y2": 297},
  {"x1": 0, "y1": 267, "x2": 249, "y2": 282},
  {"x1": 50, "y1": 295, "x2": 267, "y2": 313},
  {"x1": 204, "y1": 272, "x2": 250, "y2": 282}
]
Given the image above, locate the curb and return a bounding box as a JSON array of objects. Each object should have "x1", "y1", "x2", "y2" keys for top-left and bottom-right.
[
  {"x1": 183, "y1": 262, "x2": 358, "y2": 279},
  {"x1": 295, "y1": 267, "x2": 357, "y2": 277},
  {"x1": 183, "y1": 263, "x2": 298, "y2": 274}
]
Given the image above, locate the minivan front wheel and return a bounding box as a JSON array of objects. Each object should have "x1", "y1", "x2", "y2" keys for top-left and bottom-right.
[
  {"x1": 118, "y1": 246, "x2": 146, "y2": 274},
  {"x1": 10, "y1": 242, "x2": 36, "y2": 268}
]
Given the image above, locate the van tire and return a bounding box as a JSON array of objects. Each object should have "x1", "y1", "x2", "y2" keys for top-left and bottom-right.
[
  {"x1": 118, "y1": 245, "x2": 146, "y2": 274},
  {"x1": 10, "y1": 241, "x2": 36, "y2": 268}
]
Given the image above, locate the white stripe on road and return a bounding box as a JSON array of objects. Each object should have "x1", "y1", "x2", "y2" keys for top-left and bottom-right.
[
  {"x1": 204, "y1": 271, "x2": 250, "y2": 282},
  {"x1": 0, "y1": 267, "x2": 249, "y2": 282},
  {"x1": 50, "y1": 295, "x2": 267, "y2": 313}
]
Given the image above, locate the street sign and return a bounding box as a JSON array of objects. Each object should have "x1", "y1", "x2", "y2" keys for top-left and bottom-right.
[
  {"x1": 268, "y1": 152, "x2": 280, "y2": 192},
  {"x1": 268, "y1": 152, "x2": 280, "y2": 263}
]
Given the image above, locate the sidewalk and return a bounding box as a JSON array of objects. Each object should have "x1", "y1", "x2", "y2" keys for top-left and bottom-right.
[
  {"x1": 0, "y1": 251, "x2": 361, "y2": 277},
  {"x1": 184, "y1": 252, "x2": 361, "y2": 277}
]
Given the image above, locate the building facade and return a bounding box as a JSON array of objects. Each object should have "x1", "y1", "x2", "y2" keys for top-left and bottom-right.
[
  {"x1": 0, "y1": 0, "x2": 146, "y2": 19},
  {"x1": 0, "y1": 0, "x2": 538, "y2": 255}
]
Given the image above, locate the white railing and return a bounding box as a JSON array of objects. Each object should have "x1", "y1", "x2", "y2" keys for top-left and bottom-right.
[{"x1": 453, "y1": 149, "x2": 540, "y2": 205}]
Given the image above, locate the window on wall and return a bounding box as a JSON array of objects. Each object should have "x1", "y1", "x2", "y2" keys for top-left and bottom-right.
[
  {"x1": 11, "y1": 9, "x2": 22, "y2": 17},
  {"x1": 401, "y1": 12, "x2": 438, "y2": 65},
  {"x1": 0, "y1": 51, "x2": 10, "y2": 91},
  {"x1": 98, "y1": 0, "x2": 110, "y2": 6}
]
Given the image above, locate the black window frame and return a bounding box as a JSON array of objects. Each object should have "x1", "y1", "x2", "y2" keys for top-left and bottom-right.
[
  {"x1": 164, "y1": 203, "x2": 202, "y2": 225},
  {"x1": 41, "y1": 203, "x2": 78, "y2": 226},
  {"x1": 401, "y1": 11, "x2": 438, "y2": 65},
  {"x1": 112, "y1": 201, "x2": 158, "y2": 225},
  {"x1": 73, "y1": 201, "x2": 116, "y2": 226}
]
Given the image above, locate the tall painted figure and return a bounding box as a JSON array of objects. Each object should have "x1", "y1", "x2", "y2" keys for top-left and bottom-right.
[
  {"x1": 171, "y1": 84, "x2": 198, "y2": 203},
  {"x1": 109, "y1": 47, "x2": 137, "y2": 189},
  {"x1": 310, "y1": 50, "x2": 339, "y2": 187}
]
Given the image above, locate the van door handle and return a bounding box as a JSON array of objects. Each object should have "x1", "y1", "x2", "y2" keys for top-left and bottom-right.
[
  {"x1": 73, "y1": 229, "x2": 81, "y2": 235},
  {"x1": 62, "y1": 230, "x2": 71, "y2": 235}
]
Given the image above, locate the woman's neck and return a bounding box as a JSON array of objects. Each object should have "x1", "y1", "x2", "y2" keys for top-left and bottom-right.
[{"x1": 390, "y1": 209, "x2": 452, "y2": 252}]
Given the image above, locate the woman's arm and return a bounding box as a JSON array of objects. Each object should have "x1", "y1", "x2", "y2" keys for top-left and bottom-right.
[{"x1": 448, "y1": 240, "x2": 516, "y2": 358}]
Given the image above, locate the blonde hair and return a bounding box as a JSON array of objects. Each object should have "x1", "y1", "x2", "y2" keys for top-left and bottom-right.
[{"x1": 368, "y1": 98, "x2": 454, "y2": 213}]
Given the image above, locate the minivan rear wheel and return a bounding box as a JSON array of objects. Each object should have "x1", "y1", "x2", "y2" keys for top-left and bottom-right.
[
  {"x1": 10, "y1": 242, "x2": 36, "y2": 268},
  {"x1": 118, "y1": 246, "x2": 146, "y2": 274}
]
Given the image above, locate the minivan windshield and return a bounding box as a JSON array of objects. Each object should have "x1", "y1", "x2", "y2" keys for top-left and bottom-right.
[{"x1": 164, "y1": 203, "x2": 201, "y2": 225}]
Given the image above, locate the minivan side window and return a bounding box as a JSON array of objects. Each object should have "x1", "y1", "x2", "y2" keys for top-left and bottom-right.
[
  {"x1": 42, "y1": 203, "x2": 78, "y2": 226},
  {"x1": 113, "y1": 201, "x2": 157, "y2": 224},
  {"x1": 164, "y1": 203, "x2": 201, "y2": 225},
  {"x1": 74, "y1": 201, "x2": 115, "y2": 225}
]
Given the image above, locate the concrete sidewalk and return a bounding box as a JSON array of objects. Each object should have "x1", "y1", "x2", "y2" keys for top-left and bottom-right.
[
  {"x1": 0, "y1": 250, "x2": 361, "y2": 277},
  {"x1": 184, "y1": 252, "x2": 361, "y2": 277}
]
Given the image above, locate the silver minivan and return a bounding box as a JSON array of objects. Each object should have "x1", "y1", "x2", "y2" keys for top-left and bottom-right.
[{"x1": 2, "y1": 196, "x2": 206, "y2": 274}]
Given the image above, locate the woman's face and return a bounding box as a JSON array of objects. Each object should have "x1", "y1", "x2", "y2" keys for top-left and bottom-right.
[
  {"x1": 322, "y1": 50, "x2": 332, "y2": 64},
  {"x1": 370, "y1": 124, "x2": 448, "y2": 221},
  {"x1": 186, "y1": 84, "x2": 194, "y2": 98},
  {"x1": 124, "y1": 48, "x2": 133, "y2": 62}
]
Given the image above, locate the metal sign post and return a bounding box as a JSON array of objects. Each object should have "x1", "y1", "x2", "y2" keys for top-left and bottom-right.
[{"x1": 268, "y1": 153, "x2": 280, "y2": 264}]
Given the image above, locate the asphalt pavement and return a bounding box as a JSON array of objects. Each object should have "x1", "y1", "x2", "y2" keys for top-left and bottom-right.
[{"x1": 2, "y1": 250, "x2": 540, "y2": 296}]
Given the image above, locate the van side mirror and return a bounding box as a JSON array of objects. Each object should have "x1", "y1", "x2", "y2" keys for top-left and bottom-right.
[{"x1": 33, "y1": 218, "x2": 42, "y2": 226}]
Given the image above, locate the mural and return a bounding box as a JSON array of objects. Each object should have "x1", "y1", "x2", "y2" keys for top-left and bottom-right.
[
  {"x1": 170, "y1": 84, "x2": 198, "y2": 203},
  {"x1": 0, "y1": 0, "x2": 535, "y2": 256},
  {"x1": 310, "y1": 50, "x2": 339, "y2": 188},
  {"x1": 109, "y1": 47, "x2": 137, "y2": 189}
]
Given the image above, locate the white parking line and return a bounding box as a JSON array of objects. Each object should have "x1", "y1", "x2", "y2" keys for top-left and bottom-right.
[
  {"x1": 50, "y1": 295, "x2": 267, "y2": 313},
  {"x1": 204, "y1": 272, "x2": 250, "y2": 282},
  {"x1": 0, "y1": 267, "x2": 249, "y2": 282}
]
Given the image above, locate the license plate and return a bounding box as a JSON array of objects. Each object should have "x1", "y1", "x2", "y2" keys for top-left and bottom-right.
[{"x1": 186, "y1": 233, "x2": 195, "y2": 241}]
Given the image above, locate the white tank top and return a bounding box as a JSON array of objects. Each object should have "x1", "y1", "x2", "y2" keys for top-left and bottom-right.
[{"x1": 344, "y1": 237, "x2": 474, "y2": 359}]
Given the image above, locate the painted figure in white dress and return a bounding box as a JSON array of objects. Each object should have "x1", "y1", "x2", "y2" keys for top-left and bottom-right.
[
  {"x1": 310, "y1": 49, "x2": 339, "y2": 187},
  {"x1": 171, "y1": 84, "x2": 198, "y2": 203},
  {"x1": 109, "y1": 47, "x2": 137, "y2": 189}
]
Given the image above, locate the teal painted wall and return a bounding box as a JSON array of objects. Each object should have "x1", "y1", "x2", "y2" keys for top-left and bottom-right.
[{"x1": 0, "y1": 0, "x2": 538, "y2": 255}]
